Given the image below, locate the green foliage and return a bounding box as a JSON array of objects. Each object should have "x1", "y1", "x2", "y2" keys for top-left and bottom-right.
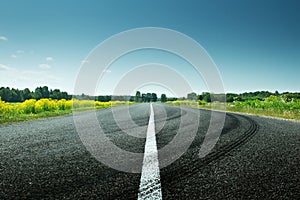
[
  {"x1": 160, "y1": 94, "x2": 167, "y2": 103},
  {"x1": 202, "y1": 92, "x2": 211, "y2": 102},
  {"x1": 198, "y1": 100, "x2": 207, "y2": 105},
  {"x1": 96, "y1": 95, "x2": 112, "y2": 102},
  {"x1": 167, "y1": 95, "x2": 300, "y2": 120},
  {"x1": 167, "y1": 97, "x2": 178, "y2": 101},
  {"x1": 187, "y1": 92, "x2": 197, "y2": 101},
  {"x1": 135, "y1": 92, "x2": 158, "y2": 102},
  {"x1": 166, "y1": 100, "x2": 198, "y2": 107},
  {"x1": 226, "y1": 93, "x2": 238, "y2": 102},
  {"x1": 0, "y1": 86, "x2": 71, "y2": 102},
  {"x1": 135, "y1": 91, "x2": 141, "y2": 102},
  {"x1": 228, "y1": 95, "x2": 300, "y2": 119}
]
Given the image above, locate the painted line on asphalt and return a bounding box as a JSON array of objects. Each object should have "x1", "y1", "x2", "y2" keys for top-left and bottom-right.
[{"x1": 138, "y1": 103, "x2": 162, "y2": 200}]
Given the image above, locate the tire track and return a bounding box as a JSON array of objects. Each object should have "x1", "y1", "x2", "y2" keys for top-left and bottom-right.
[
  {"x1": 162, "y1": 112, "x2": 259, "y2": 184},
  {"x1": 111, "y1": 110, "x2": 259, "y2": 199},
  {"x1": 198, "y1": 113, "x2": 259, "y2": 166}
]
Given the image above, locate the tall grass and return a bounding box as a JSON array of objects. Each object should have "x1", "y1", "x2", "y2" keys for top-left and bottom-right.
[
  {"x1": 0, "y1": 98, "x2": 133, "y2": 124},
  {"x1": 166, "y1": 95, "x2": 300, "y2": 120},
  {"x1": 227, "y1": 95, "x2": 300, "y2": 119}
]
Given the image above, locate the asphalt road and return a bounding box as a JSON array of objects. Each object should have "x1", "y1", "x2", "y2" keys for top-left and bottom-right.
[{"x1": 0, "y1": 103, "x2": 299, "y2": 199}]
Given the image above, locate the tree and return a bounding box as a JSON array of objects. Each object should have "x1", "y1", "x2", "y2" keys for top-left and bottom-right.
[
  {"x1": 11, "y1": 88, "x2": 23, "y2": 102},
  {"x1": 226, "y1": 93, "x2": 238, "y2": 102},
  {"x1": 50, "y1": 89, "x2": 61, "y2": 99},
  {"x1": 203, "y1": 92, "x2": 211, "y2": 102},
  {"x1": 96, "y1": 95, "x2": 111, "y2": 102},
  {"x1": 34, "y1": 87, "x2": 43, "y2": 100},
  {"x1": 141, "y1": 93, "x2": 146, "y2": 102},
  {"x1": 42, "y1": 86, "x2": 50, "y2": 98},
  {"x1": 61, "y1": 92, "x2": 71, "y2": 100},
  {"x1": 161, "y1": 94, "x2": 167, "y2": 103},
  {"x1": 0, "y1": 87, "x2": 12, "y2": 102},
  {"x1": 198, "y1": 94, "x2": 203, "y2": 101},
  {"x1": 146, "y1": 93, "x2": 151, "y2": 102},
  {"x1": 151, "y1": 93, "x2": 157, "y2": 102},
  {"x1": 0, "y1": 86, "x2": 71, "y2": 102},
  {"x1": 187, "y1": 92, "x2": 197, "y2": 101},
  {"x1": 167, "y1": 97, "x2": 177, "y2": 101},
  {"x1": 135, "y1": 91, "x2": 141, "y2": 102},
  {"x1": 23, "y1": 88, "x2": 32, "y2": 100}
]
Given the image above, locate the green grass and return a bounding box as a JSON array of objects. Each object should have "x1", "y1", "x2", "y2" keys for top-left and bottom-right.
[
  {"x1": 166, "y1": 96, "x2": 300, "y2": 121},
  {"x1": 0, "y1": 110, "x2": 73, "y2": 124}
]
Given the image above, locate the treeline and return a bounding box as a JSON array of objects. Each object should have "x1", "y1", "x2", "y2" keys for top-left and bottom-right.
[
  {"x1": 76, "y1": 94, "x2": 135, "y2": 102},
  {"x1": 0, "y1": 86, "x2": 140, "y2": 103},
  {"x1": 134, "y1": 91, "x2": 157, "y2": 102},
  {"x1": 0, "y1": 86, "x2": 71, "y2": 102},
  {"x1": 185, "y1": 91, "x2": 300, "y2": 102},
  {"x1": 134, "y1": 91, "x2": 169, "y2": 102},
  {"x1": 80, "y1": 91, "x2": 171, "y2": 103},
  {"x1": 2, "y1": 86, "x2": 299, "y2": 104}
]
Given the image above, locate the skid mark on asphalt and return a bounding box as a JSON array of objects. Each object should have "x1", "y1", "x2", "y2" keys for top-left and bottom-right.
[{"x1": 138, "y1": 104, "x2": 162, "y2": 200}]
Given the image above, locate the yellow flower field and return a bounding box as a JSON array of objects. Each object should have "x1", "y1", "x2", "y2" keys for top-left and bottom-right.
[{"x1": 0, "y1": 98, "x2": 133, "y2": 123}]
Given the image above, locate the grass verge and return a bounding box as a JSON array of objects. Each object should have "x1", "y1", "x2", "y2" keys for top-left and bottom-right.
[{"x1": 166, "y1": 100, "x2": 300, "y2": 121}]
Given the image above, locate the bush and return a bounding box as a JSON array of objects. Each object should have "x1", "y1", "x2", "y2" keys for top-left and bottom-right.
[{"x1": 21, "y1": 99, "x2": 36, "y2": 114}]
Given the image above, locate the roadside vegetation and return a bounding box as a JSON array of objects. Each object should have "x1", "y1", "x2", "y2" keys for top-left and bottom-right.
[
  {"x1": 166, "y1": 92, "x2": 300, "y2": 120},
  {"x1": 0, "y1": 98, "x2": 132, "y2": 124},
  {"x1": 1, "y1": 86, "x2": 300, "y2": 123}
]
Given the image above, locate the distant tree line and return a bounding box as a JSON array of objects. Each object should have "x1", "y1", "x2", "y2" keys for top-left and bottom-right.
[
  {"x1": 185, "y1": 91, "x2": 300, "y2": 102},
  {"x1": 2, "y1": 86, "x2": 299, "y2": 104},
  {"x1": 134, "y1": 91, "x2": 168, "y2": 103},
  {"x1": 76, "y1": 94, "x2": 134, "y2": 102},
  {"x1": 135, "y1": 91, "x2": 157, "y2": 102},
  {"x1": 0, "y1": 86, "x2": 139, "y2": 103},
  {"x1": 0, "y1": 86, "x2": 71, "y2": 102}
]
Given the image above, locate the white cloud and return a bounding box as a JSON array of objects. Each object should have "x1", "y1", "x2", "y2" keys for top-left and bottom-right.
[
  {"x1": 18, "y1": 70, "x2": 59, "y2": 82},
  {"x1": 11, "y1": 54, "x2": 17, "y2": 58},
  {"x1": 0, "y1": 36, "x2": 8, "y2": 41},
  {"x1": 0, "y1": 65, "x2": 60, "y2": 89},
  {"x1": 16, "y1": 50, "x2": 24, "y2": 54},
  {"x1": 0, "y1": 64, "x2": 15, "y2": 71},
  {"x1": 39, "y1": 64, "x2": 51, "y2": 69},
  {"x1": 46, "y1": 57, "x2": 54, "y2": 61}
]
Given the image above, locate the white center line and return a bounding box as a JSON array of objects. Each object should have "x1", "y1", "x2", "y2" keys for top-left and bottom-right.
[{"x1": 138, "y1": 103, "x2": 162, "y2": 200}]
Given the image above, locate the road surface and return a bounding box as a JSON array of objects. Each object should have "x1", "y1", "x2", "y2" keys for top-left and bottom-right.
[{"x1": 0, "y1": 104, "x2": 299, "y2": 199}]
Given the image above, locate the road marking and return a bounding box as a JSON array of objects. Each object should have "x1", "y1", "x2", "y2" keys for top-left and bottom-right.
[{"x1": 138, "y1": 103, "x2": 162, "y2": 200}]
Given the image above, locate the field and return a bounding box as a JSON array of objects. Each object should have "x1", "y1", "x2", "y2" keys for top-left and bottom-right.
[
  {"x1": 166, "y1": 95, "x2": 300, "y2": 120},
  {"x1": 2, "y1": 95, "x2": 300, "y2": 124},
  {"x1": 0, "y1": 98, "x2": 133, "y2": 124}
]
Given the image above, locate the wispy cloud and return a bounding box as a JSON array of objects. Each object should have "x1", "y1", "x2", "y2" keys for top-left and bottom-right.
[
  {"x1": 18, "y1": 71, "x2": 59, "y2": 82},
  {"x1": 46, "y1": 57, "x2": 54, "y2": 62},
  {"x1": 11, "y1": 54, "x2": 17, "y2": 58},
  {"x1": 39, "y1": 64, "x2": 51, "y2": 69},
  {"x1": 0, "y1": 64, "x2": 15, "y2": 71},
  {"x1": 16, "y1": 50, "x2": 24, "y2": 54},
  {"x1": 102, "y1": 69, "x2": 112, "y2": 73},
  {"x1": 0, "y1": 64, "x2": 60, "y2": 89},
  {"x1": 0, "y1": 36, "x2": 8, "y2": 41}
]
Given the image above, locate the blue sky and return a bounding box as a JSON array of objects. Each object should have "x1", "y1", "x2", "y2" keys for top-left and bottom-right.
[{"x1": 0, "y1": 0, "x2": 299, "y2": 96}]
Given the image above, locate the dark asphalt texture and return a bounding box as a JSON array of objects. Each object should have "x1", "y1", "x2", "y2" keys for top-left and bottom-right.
[{"x1": 0, "y1": 103, "x2": 299, "y2": 199}]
